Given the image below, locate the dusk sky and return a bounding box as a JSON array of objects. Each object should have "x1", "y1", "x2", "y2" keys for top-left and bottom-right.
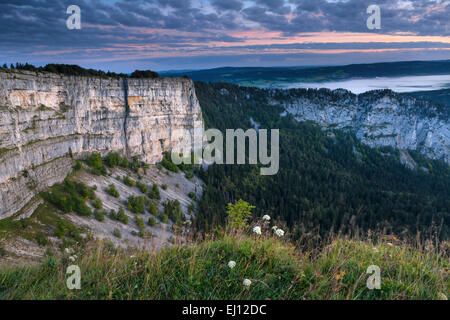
[{"x1": 0, "y1": 0, "x2": 449, "y2": 72}]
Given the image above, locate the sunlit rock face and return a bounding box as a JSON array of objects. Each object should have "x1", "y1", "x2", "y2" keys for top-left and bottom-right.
[
  {"x1": 272, "y1": 88, "x2": 449, "y2": 164},
  {"x1": 0, "y1": 70, "x2": 203, "y2": 219}
]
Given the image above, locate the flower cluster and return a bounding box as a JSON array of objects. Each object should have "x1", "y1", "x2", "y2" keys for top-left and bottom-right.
[
  {"x1": 252, "y1": 226, "x2": 262, "y2": 235},
  {"x1": 227, "y1": 215, "x2": 288, "y2": 288},
  {"x1": 64, "y1": 247, "x2": 77, "y2": 263}
]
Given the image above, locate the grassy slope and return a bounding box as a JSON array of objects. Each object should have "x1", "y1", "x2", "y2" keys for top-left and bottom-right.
[{"x1": 1, "y1": 234, "x2": 448, "y2": 300}]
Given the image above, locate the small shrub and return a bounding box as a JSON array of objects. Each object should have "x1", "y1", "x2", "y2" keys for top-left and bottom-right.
[
  {"x1": 95, "y1": 210, "x2": 106, "y2": 222},
  {"x1": 105, "y1": 184, "x2": 120, "y2": 198},
  {"x1": 123, "y1": 176, "x2": 135, "y2": 187},
  {"x1": 161, "y1": 152, "x2": 179, "y2": 173},
  {"x1": 53, "y1": 221, "x2": 82, "y2": 241},
  {"x1": 226, "y1": 199, "x2": 255, "y2": 229},
  {"x1": 185, "y1": 171, "x2": 194, "y2": 179},
  {"x1": 188, "y1": 202, "x2": 195, "y2": 215},
  {"x1": 159, "y1": 213, "x2": 168, "y2": 223},
  {"x1": 149, "y1": 183, "x2": 161, "y2": 200},
  {"x1": 86, "y1": 153, "x2": 107, "y2": 175},
  {"x1": 161, "y1": 184, "x2": 168, "y2": 190},
  {"x1": 73, "y1": 160, "x2": 82, "y2": 171},
  {"x1": 92, "y1": 198, "x2": 103, "y2": 210},
  {"x1": 42, "y1": 180, "x2": 93, "y2": 217},
  {"x1": 103, "y1": 152, "x2": 122, "y2": 167},
  {"x1": 148, "y1": 217, "x2": 156, "y2": 227},
  {"x1": 149, "y1": 203, "x2": 158, "y2": 216},
  {"x1": 113, "y1": 228, "x2": 122, "y2": 238},
  {"x1": 127, "y1": 196, "x2": 145, "y2": 214},
  {"x1": 34, "y1": 233, "x2": 49, "y2": 246},
  {"x1": 136, "y1": 181, "x2": 148, "y2": 194},
  {"x1": 110, "y1": 207, "x2": 129, "y2": 224},
  {"x1": 163, "y1": 199, "x2": 184, "y2": 225},
  {"x1": 188, "y1": 192, "x2": 197, "y2": 200},
  {"x1": 135, "y1": 215, "x2": 145, "y2": 232}
]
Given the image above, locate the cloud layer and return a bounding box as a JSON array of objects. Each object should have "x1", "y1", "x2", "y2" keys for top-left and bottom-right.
[{"x1": 0, "y1": 0, "x2": 448, "y2": 71}]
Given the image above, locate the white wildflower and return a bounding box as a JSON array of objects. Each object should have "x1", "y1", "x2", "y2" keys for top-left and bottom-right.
[
  {"x1": 243, "y1": 279, "x2": 252, "y2": 287},
  {"x1": 275, "y1": 229, "x2": 285, "y2": 237},
  {"x1": 372, "y1": 247, "x2": 379, "y2": 253},
  {"x1": 262, "y1": 215, "x2": 271, "y2": 221},
  {"x1": 64, "y1": 248, "x2": 71, "y2": 254},
  {"x1": 252, "y1": 226, "x2": 262, "y2": 235},
  {"x1": 437, "y1": 293, "x2": 447, "y2": 300},
  {"x1": 228, "y1": 261, "x2": 236, "y2": 269},
  {"x1": 387, "y1": 242, "x2": 393, "y2": 247},
  {"x1": 272, "y1": 226, "x2": 278, "y2": 231},
  {"x1": 68, "y1": 256, "x2": 76, "y2": 262}
]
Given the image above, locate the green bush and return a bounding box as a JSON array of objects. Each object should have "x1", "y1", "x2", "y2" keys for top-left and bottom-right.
[
  {"x1": 149, "y1": 184, "x2": 161, "y2": 200},
  {"x1": 123, "y1": 176, "x2": 135, "y2": 187},
  {"x1": 185, "y1": 171, "x2": 194, "y2": 179},
  {"x1": 188, "y1": 192, "x2": 197, "y2": 200},
  {"x1": 34, "y1": 233, "x2": 49, "y2": 246},
  {"x1": 92, "y1": 198, "x2": 103, "y2": 210},
  {"x1": 135, "y1": 215, "x2": 145, "y2": 232},
  {"x1": 161, "y1": 184, "x2": 168, "y2": 190},
  {"x1": 148, "y1": 217, "x2": 156, "y2": 227},
  {"x1": 163, "y1": 200, "x2": 184, "y2": 225},
  {"x1": 149, "y1": 203, "x2": 158, "y2": 216},
  {"x1": 41, "y1": 180, "x2": 93, "y2": 217},
  {"x1": 188, "y1": 202, "x2": 195, "y2": 215},
  {"x1": 226, "y1": 200, "x2": 255, "y2": 230},
  {"x1": 120, "y1": 157, "x2": 129, "y2": 168},
  {"x1": 105, "y1": 184, "x2": 120, "y2": 198},
  {"x1": 136, "y1": 182, "x2": 148, "y2": 194},
  {"x1": 127, "y1": 196, "x2": 145, "y2": 214},
  {"x1": 95, "y1": 210, "x2": 106, "y2": 222},
  {"x1": 113, "y1": 228, "x2": 122, "y2": 238},
  {"x1": 53, "y1": 221, "x2": 82, "y2": 241},
  {"x1": 86, "y1": 153, "x2": 107, "y2": 175},
  {"x1": 159, "y1": 213, "x2": 168, "y2": 224},
  {"x1": 161, "y1": 152, "x2": 179, "y2": 173},
  {"x1": 104, "y1": 152, "x2": 122, "y2": 167},
  {"x1": 73, "y1": 160, "x2": 82, "y2": 171},
  {"x1": 109, "y1": 207, "x2": 129, "y2": 225}
]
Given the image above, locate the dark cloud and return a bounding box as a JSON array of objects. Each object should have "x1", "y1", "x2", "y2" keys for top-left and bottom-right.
[
  {"x1": 0, "y1": 0, "x2": 447, "y2": 71},
  {"x1": 211, "y1": 0, "x2": 243, "y2": 11}
]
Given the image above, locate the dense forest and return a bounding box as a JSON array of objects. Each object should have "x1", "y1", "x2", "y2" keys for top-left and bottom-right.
[
  {"x1": 193, "y1": 82, "x2": 450, "y2": 240},
  {"x1": 0, "y1": 63, "x2": 158, "y2": 79}
]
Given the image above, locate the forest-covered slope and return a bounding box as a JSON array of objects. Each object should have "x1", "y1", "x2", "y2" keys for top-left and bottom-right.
[{"x1": 193, "y1": 82, "x2": 450, "y2": 239}]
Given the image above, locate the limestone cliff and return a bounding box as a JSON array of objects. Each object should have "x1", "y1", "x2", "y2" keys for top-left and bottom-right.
[
  {"x1": 0, "y1": 70, "x2": 203, "y2": 219},
  {"x1": 271, "y1": 89, "x2": 449, "y2": 165}
]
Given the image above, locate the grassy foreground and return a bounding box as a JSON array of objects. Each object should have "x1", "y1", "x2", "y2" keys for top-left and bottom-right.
[{"x1": 0, "y1": 234, "x2": 448, "y2": 300}]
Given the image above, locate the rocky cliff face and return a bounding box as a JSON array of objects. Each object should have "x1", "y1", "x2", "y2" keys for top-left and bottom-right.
[
  {"x1": 271, "y1": 88, "x2": 449, "y2": 165},
  {"x1": 0, "y1": 70, "x2": 203, "y2": 219}
]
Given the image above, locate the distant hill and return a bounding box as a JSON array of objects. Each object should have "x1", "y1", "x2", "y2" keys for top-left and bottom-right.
[
  {"x1": 162, "y1": 60, "x2": 450, "y2": 88},
  {"x1": 404, "y1": 89, "x2": 450, "y2": 106}
]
